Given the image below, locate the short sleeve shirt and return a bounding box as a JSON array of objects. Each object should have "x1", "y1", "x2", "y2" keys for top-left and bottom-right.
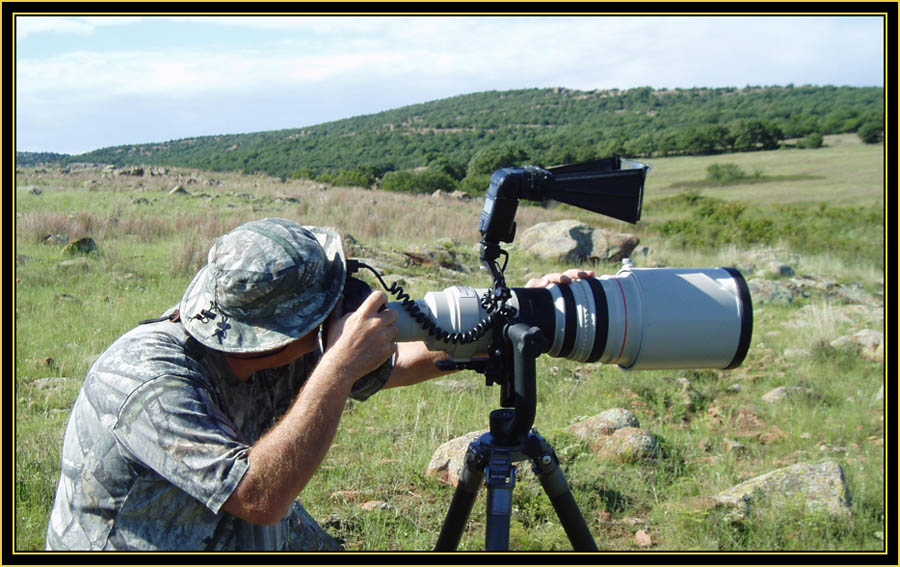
[{"x1": 45, "y1": 310, "x2": 388, "y2": 551}]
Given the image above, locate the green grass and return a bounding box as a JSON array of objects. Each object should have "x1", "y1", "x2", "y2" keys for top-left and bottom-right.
[
  {"x1": 13, "y1": 138, "x2": 885, "y2": 553},
  {"x1": 641, "y1": 134, "x2": 884, "y2": 207}
]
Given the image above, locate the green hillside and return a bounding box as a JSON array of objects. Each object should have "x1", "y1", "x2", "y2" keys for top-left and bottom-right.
[{"x1": 18, "y1": 85, "x2": 883, "y2": 192}]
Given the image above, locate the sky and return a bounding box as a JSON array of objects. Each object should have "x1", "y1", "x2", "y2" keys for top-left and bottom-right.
[{"x1": 13, "y1": 14, "x2": 886, "y2": 155}]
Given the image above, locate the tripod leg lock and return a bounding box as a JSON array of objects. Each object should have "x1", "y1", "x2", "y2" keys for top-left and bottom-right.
[
  {"x1": 523, "y1": 430, "x2": 559, "y2": 473},
  {"x1": 485, "y1": 451, "x2": 516, "y2": 489}
]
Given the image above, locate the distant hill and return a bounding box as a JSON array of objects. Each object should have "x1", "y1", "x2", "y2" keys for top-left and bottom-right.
[
  {"x1": 17, "y1": 85, "x2": 883, "y2": 192},
  {"x1": 14, "y1": 151, "x2": 72, "y2": 168}
]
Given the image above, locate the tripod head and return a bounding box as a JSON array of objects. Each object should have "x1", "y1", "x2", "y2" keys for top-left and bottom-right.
[{"x1": 466, "y1": 156, "x2": 649, "y2": 438}]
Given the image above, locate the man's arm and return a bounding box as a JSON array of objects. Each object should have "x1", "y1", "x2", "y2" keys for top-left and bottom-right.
[
  {"x1": 221, "y1": 291, "x2": 398, "y2": 525},
  {"x1": 383, "y1": 341, "x2": 454, "y2": 389}
]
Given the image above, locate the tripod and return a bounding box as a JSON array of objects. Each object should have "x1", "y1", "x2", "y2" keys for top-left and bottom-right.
[{"x1": 433, "y1": 323, "x2": 598, "y2": 551}]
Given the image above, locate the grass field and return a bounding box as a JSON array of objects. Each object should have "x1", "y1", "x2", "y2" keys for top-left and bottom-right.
[
  {"x1": 13, "y1": 135, "x2": 886, "y2": 554},
  {"x1": 641, "y1": 134, "x2": 884, "y2": 206}
]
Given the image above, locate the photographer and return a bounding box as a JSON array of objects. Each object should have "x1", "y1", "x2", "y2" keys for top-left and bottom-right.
[{"x1": 45, "y1": 217, "x2": 592, "y2": 551}]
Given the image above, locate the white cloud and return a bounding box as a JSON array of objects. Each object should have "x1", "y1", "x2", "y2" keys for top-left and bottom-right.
[
  {"x1": 15, "y1": 15, "x2": 144, "y2": 40},
  {"x1": 14, "y1": 14, "x2": 885, "y2": 153},
  {"x1": 15, "y1": 16, "x2": 95, "y2": 39}
]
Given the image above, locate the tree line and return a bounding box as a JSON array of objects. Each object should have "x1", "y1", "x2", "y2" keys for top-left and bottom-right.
[{"x1": 18, "y1": 85, "x2": 884, "y2": 195}]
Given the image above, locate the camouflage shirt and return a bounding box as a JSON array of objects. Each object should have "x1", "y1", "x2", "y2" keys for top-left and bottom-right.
[{"x1": 45, "y1": 308, "x2": 389, "y2": 551}]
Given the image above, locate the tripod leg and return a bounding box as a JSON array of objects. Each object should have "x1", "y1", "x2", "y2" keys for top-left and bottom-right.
[
  {"x1": 434, "y1": 446, "x2": 485, "y2": 551},
  {"x1": 529, "y1": 439, "x2": 598, "y2": 551},
  {"x1": 539, "y1": 467, "x2": 598, "y2": 551},
  {"x1": 484, "y1": 450, "x2": 516, "y2": 551}
]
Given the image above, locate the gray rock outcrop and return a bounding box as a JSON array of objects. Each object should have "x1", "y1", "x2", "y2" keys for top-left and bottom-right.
[
  {"x1": 714, "y1": 460, "x2": 852, "y2": 521},
  {"x1": 517, "y1": 220, "x2": 639, "y2": 264},
  {"x1": 565, "y1": 408, "x2": 659, "y2": 463}
]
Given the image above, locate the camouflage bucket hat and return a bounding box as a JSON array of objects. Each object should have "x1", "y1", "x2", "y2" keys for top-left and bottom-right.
[{"x1": 180, "y1": 218, "x2": 346, "y2": 353}]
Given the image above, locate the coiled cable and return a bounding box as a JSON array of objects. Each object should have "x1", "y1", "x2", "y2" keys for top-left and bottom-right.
[{"x1": 351, "y1": 260, "x2": 513, "y2": 345}]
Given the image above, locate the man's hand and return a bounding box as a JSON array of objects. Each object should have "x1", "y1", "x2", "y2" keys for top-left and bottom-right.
[
  {"x1": 321, "y1": 290, "x2": 398, "y2": 385},
  {"x1": 525, "y1": 268, "x2": 596, "y2": 289}
]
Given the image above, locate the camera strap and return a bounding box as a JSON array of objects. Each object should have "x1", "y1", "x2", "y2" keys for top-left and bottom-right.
[{"x1": 138, "y1": 309, "x2": 181, "y2": 325}]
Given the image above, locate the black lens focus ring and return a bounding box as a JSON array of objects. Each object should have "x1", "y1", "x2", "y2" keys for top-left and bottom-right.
[
  {"x1": 586, "y1": 278, "x2": 609, "y2": 363},
  {"x1": 557, "y1": 283, "x2": 577, "y2": 359}
]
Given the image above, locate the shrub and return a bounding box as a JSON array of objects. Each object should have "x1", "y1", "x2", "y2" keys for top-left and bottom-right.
[
  {"x1": 705, "y1": 163, "x2": 748, "y2": 184},
  {"x1": 467, "y1": 143, "x2": 529, "y2": 176},
  {"x1": 797, "y1": 132, "x2": 824, "y2": 149},
  {"x1": 379, "y1": 169, "x2": 457, "y2": 194},
  {"x1": 332, "y1": 168, "x2": 375, "y2": 189},
  {"x1": 457, "y1": 173, "x2": 492, "y2": 196},
  {"x1": 857, "y1": 121, "x2": 883, "y2": 144}
]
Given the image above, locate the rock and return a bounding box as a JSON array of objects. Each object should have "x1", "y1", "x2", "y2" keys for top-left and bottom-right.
[
  {"x1": 860, "y1": 341, "x2": 883, "y2": 363},
  {"x1": 60, "y1": 237, "x2": 97, "y2": 256},
  {"x1": 425, "y1": 429, "x2": 545, "y2": 486},
  {"x1": 783, "y1": 348, "x2": 811, "y2": 359},
  {"x1": 787, "y1": 275, "x2": 881, "y2": 307},
  {"x1": 32, "y1": 377, "x2": 67, "y2": 389},
  {"x1": 330, "y1": 490, "x2": 363, "y2": 502},
  {"x1": 593, "y1": 427, "x2": 660, "y2": 463},
  {"x1": 116, "y1": 166, "x2": 144, "y2": 176},
  {"x1": 431, "y1": 190, "x2": 473, "y2": 202},
  {"x1": 852, "y1": 329, "x2": 883, "y2": 351},
  {"x1": 634, "y1": 529, "x2": 652, "y2": 547},
  {"x1": 758, "y1": 262, "x2": 795, "y2": 279},
  {"x1": 450, "y1": 191, "x2": 473, "y2": 201},
  {"x1": 831, "y1": 284, "x2": 878, "y2": 306},
  {"x1": 829, "y1": 335, "x2": 856, "y2": 350},
  {"x1": 632, "y1": 245, "x2": 652, "y2": 259},
  {"x1": 830, "y1": 329, "x2": 884, "y2": 362},
  {"x1": 517, "y1": 219, "x2": 639, "y2": 264},
  {"x1": 58, "y1": 257, "x2": 92, "y2": 271},
  {"x1": 565, "y1": 408, "x2": 640, "y2": 438},
  {"x1": 746, "y1": 278, "x2": 800, "y2": 306},
  {"x1": 676, "y1": 377, "x2": 704, "y2": 413},
  {"x1": 761, "y1": 385, "x2": 816, "y2": 404},
  {"x1": 598, "y1": 407, "x2": 641, "y2": 428},
  {"x1": 729, "y1": 408, "x2": 789, "y2": 444},
  {"x1": 43, "y1": 234, "x2": 70, "y2": 245},
  {"x1": 426, "y1": 430, "x2": 487, "y2": 486},
  {"x1": 360, "y1": 500, "x2": 392, "y2": 512},
  {"x1": 715, "y1": 460, "x2": 851, "y2": 522},
  {"x1": 761, "y1": 386, "x2": 789, "y2": 403},
  {"x1": 403, "y1": 246, "x2": 469, "y2": 273},
  {"x1": 724, "y1": 439, "x2": 749, "y2": 457}
]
